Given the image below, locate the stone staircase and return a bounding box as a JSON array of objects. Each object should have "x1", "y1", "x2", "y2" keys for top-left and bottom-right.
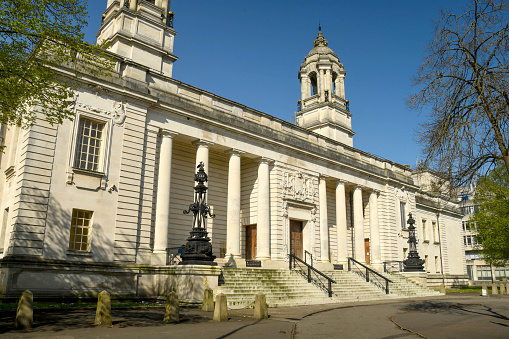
[
  {"x1": 378, "y1": 271, "x2": 443, "y2": 297},
  {"x1": 216, "y1": 268, "x2": 442, "y2": 309}
]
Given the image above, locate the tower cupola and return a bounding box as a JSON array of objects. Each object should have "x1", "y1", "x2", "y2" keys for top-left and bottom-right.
[
  {"x1": 297, "y1": 28, "x2": 353, "y2": 146},
  {"x1": 97, "y1": 0, "x2": 177, "y2": 77}
]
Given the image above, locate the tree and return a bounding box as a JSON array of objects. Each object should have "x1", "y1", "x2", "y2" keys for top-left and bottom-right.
[
  {"x1": 409, "y1": 0, "x2": 509, "y2": 188},
  {"x1": 470, "y1": 163, "x2": 509, "y2": 266},
  {"x1": 0, "y1": 0, "x2": 111, "y2": 128}
]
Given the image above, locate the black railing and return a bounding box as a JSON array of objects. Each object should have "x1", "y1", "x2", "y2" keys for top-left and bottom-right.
[
  {"x1": 289, "y1": 253, "x2": 336, "y2": 297},
  {"x1": 166, "y1": 246, "x2": 183, "y2": 265},
  {"x1": 304, "y1": 250, "x2": 313, "y2": 267},
  {"x1": 348, "y1": 258, "x2": 392, "y2": 294},
  {"x1": 383, "y1": 261, "x2": 404, "y2": 273}
]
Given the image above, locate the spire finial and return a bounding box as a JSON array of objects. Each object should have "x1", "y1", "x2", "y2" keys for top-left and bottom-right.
[{"x1": 313, "y1": 23, "x2": 328, "y2": 48}]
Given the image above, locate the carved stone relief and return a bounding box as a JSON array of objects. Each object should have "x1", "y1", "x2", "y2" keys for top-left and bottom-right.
[
  {"x1": 281, "y1": 171, "x2": 317, "y2": 201},
  {"x1": 76, "y1": 101, "x2": 126, "y2": 126}
]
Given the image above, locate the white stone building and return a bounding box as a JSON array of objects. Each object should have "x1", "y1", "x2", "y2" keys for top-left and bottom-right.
[{"x1": 0, "y1": 0, "x2": 467, "y2": 299}]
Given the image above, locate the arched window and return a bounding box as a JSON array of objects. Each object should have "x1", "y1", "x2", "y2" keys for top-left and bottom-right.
[
  {"x1": 309, "y1": 72, "x2": 318, "y2": 96},
  {"x1": 332, "y1": 72, "x2": 338, "y2": 95}
]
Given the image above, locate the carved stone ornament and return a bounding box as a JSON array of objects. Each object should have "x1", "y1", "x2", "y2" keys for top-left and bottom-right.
[
  {"x1": 65, "y1": 92, "x2": 78, "y2": 110},
  {"x1": 112, "y1": 101, "x2": 126, "y2": 125},
  {"x1": 395, "y1": 186, "x2": 409, "y2": 202},
  {"x1": 75, "y1": 101, "x2": 126, "y2": 126},
  {"x1": 282, "y1": 171, "x2": 317, "y2": 201}
]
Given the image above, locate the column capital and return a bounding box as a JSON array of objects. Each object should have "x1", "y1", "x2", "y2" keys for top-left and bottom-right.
[
  {"x1": 159, "y1": 129, "x2": 178, "y2": 138},
  {"x1": 371, "y1": 188, "x2": 381, "y2": 195},
  {"x1": 226, "y1": 149, "x2": 245, "y2": 156},
  {"x1": 336, "y1": 179, "x2": 348, "y2": 185},
  {"x1": 192, "y1": 139, "x2": 214, "y2": 148},
  {"x1": 258, "y1": 157, "x2": 273, "y2": 165},
  {"x1": 319, "y1": 174, "x2": 329, "y2": 180}
]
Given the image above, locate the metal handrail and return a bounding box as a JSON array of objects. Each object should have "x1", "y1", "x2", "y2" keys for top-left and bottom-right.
[
  {"x1": 304, "y1": 250, "x2": 313, "y2": 267},
  {"x1": 383, "y1": 261, "x2": 404, "y2": 273},
  {"x1": 289, "y1": 253, "x2": 336, "y2": 297},
  {"x1": 348, "y1": 257, "x2": 392, "y2": 294}
]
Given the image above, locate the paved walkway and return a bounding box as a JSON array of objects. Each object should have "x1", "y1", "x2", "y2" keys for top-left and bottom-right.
[{"x1": 1, "y1": 294, "x2": 508, "y2": 338}]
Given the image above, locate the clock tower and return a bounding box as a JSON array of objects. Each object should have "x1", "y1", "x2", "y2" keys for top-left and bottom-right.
[{"x1": 297, "y1": 28, "x2": 354, "y2": 146}]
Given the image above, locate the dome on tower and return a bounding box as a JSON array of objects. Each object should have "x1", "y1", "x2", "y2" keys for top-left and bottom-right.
[{"x1": 306, "y1": 30, "x2": 339, "y2": 59}]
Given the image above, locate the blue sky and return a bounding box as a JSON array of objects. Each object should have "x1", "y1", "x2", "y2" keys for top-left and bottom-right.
[{"x1": 83, "y1": 0, "x2": 468, "y2": 167}]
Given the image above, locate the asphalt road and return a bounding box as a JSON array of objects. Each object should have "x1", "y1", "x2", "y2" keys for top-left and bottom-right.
[{"x1": 1, "y1": 294, "x2": 508, "y2": 338}]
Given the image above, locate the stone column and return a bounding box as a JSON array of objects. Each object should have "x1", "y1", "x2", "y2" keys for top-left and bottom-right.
[
  {"x1": 226, "y1": 150, "x2": 242, "y2": 259},
  {"x1": 153, "y1": 130, "x2": 177, "y2": 265},
  {"x1": 336, "y1": 180, "x2": 348, "y2": 265},
  {"x1": 193, "y1": 140, "x2": 212, "y2": 174},
  {"x1": 300, "y1": 75, "x2": 308, "y2": 101},
  {"x1": 256, "y1": 158, "x2": 271, "y2": 260},
  {"x1": 338, "y1": 73, "x2": 346, "y2": 99},
  {"x1": 369, "y1": 190, "x2": 382, "y2": 267},
  {"x1": 353, "y1": 186, "x2": 366, "y2": 263},
  {"x1": 319, "y1": 176, "x2": 329, "y2": 262}
]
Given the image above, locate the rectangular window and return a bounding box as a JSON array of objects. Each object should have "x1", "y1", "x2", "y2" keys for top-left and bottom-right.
[
  {"x1": 400, "y1": 202, "x2": 406, "y2": 229},
  {"x1": 435, "y1": 256, "x2": 440, "y2": 273},
  {"x1": 0, "y1": 207, "x2": 8, "y2": 253},
  {"x1": 466, "y1": 265, "x2": 474, "y2": 280},
  {"x1": 69, "y1": 209, "x2": 92, "y2": 252},
  {"x1": 422, "y1": 219, "x2": 428, "y2": 241},
  {"x1": 477, "y1": 265, "x2": 492, "y2": 280},
  {"x1": 425, "y1": 255, "x2": 429, "y2": 272},
  {"x1": 432, "y1": 221, "x2": 438, "y2": 243},
  {"x1": 74, "y1": 118, "x2": 105, "y2": 172}
]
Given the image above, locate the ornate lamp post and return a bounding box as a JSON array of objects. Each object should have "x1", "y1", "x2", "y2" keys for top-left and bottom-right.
[
  {"x1": 403, "y1": 212, "x2": 425, "y2": 272},
  {"x1": 180, "y1": 162, "x2": 217, "y2": 265}
]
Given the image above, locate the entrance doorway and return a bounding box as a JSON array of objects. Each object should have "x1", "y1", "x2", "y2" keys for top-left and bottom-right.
[
  {"x1": 364, "y1": 238, "x2": 371, "y2": 264},
  {"x1": 290, "y1": 220, "x2": 303, "y2": 259},
  {"x1": 245, "y1": 224, "x2": 257, "y2": 259}
]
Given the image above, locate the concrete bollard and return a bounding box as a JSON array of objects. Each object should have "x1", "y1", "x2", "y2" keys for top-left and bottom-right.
[
  {"x1": 94, "y1": 290, "x2": 112, "y2": 326},
  {"x1": 254, "y1": 292, "x2": 268, "y2": 319},
  {"x1": 213, "y1": 293, "x2": 228, "y2": 322},
  {"x1": 500, "y1": 282, "x2": 506, "y2": 295},
  {"x1": 164, "y1": 291, "x2": 179, "y2": 323},
  {"x1": 439, "y1": 284, "x2": 446, "y2": 294},
  {"x1": 201, "y1": 288, "x2": 214, "y2": 312},
  {"x1": 481, "y1": 283, "x2": 488, "y2": 297},
  {"x1": 15, "y1": 290, "x2": 33, "y2": 329},
  {"x1": 492, "y1": 283, "x2": 498, "y2": 295}
]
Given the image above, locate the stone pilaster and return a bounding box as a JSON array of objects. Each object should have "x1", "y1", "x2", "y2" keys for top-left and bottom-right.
[
  {"x1": 353, "y1": 185, "x2": 365, "y2": 263},
  {"x1": 336, "y1": 180, "x2": 348, "y2": 265},
  {"x1": 370, "y1": 189, "x2": 382, "y2": 268},
  {"x1": 319, "y1": 176, "x2": 329, "y2": 262}
]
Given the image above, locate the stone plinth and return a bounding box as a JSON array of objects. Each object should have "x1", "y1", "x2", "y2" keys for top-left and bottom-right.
[
  {"x1": 401, "y1": 272, "x2": 428, "y2": 288},
  {"x1": 201, "y1": 288, "x2": 214, "y2": 312}
]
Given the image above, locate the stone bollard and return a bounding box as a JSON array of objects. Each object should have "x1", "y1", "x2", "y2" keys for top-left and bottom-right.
[
  {"x1": 213, "y1": 293, "x2": 228, "y2": 322},
  {"x1": 254, "y1": 292, "x2": 268, "y2": 319},
  {"x1": 500, "y1": 282, "x2": 506, "y2": 295},
  {"x1": 164, "y1": 291, "x2": 179, "y2": 323},
  {"x1": 15, "y1": 290, "x2": 33, "y2": 329},
  {"x1": 439, "y1": 284, "x2": 446, "y2": 294},
  {"x1": 94, "y1": 290, "x2": 112, "y2": 326},
  {"x1": 492, "y1": 283, "x2": 498, "y2": 295},
  {"x1": 481, "y1": 283, "x2": 488, "y2": 297},
  {"x1": 201, "y1": 288, "x2": 214, "y2": 312}
]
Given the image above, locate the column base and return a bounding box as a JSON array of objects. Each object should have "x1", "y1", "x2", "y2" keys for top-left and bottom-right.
[{"x1": 151, "y1": 251, "x2": 167, "y2": 266}]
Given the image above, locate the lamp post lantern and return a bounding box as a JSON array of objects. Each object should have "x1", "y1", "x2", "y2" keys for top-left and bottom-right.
[{"x1": 180, "y1": 162, "x2": 217, "y2": 265}]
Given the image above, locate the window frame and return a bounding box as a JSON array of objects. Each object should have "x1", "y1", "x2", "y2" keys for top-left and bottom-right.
[
  {"x1": 68, "y1": 111, "x2": 112, "y2": 176},
  {"x1": 68, "y1": 209, "x2": 93, "y2": 253}
]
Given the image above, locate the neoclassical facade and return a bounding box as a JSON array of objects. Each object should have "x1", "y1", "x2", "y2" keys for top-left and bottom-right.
[{"x1": 0, "y1": 0, "x2": 467, "y2": 298}]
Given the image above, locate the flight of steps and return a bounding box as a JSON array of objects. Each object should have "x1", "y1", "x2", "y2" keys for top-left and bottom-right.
[
  {"x1": 216, "y1": 268, "x2": 442, "y2": 308},
  {"x1": 379, "y1": 272, "x2": 443, "y2": 297},
  {"x1": 217, "y1": 268, "x2": 396, "y2": 308}
]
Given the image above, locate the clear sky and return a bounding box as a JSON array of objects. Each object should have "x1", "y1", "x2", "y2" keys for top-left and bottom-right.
[{"x1": 83, "y1": 0, "x2": 468, "y2": 167}]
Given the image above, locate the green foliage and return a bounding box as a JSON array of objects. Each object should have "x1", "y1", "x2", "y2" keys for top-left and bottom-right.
[
  {"x1": 0, "y1": 0, "x2": 112, "y2": 128},
  {"x1": 471, "y1": 163, "x2": 509, "y2": 266}
]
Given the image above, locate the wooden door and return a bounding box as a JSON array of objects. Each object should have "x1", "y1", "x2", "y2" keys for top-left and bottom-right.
[
  {"x1": 364, "y1": 238, "x2": 371, "y2": 264},
  {"x1": 245, "y1": 225, "x2": 257, "y2": 260},
  {"x1": 290, "y1": 220, "x2": 303, "y2": 259}
]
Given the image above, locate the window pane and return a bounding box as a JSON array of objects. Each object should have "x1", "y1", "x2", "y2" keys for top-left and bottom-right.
[{"x1": 74, "y1": 118, "x2": 104, "y2": 172}]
